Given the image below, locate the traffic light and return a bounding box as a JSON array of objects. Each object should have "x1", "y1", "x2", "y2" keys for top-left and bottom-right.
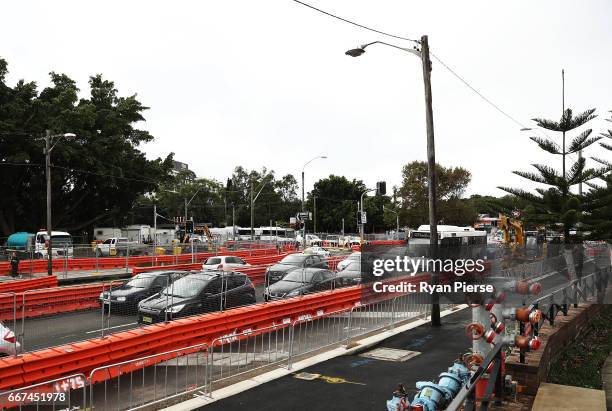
[{"x1": 376, "y1": 181, "x2": 386, "y2": 196}]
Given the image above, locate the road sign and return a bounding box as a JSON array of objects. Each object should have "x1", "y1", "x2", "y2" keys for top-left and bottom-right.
[
  {"x1": 297, "y1": 212, "x2": 310, "y2": 221},
  {"x1": 357, "y1": 211, "x2": 367, "y2": 224}
]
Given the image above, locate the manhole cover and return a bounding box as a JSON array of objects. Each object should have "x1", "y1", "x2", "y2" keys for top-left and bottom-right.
[
  {"x1": 359, "y1": 348, "x2": 421, "y2": 362},
  {"x1": 294, "y1": 372, "x2": 321, "y2": 381}
]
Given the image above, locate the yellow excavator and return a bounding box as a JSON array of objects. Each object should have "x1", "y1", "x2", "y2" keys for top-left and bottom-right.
[{"x1": 498, "y1": 214, "x2": 525, "y2": 246}]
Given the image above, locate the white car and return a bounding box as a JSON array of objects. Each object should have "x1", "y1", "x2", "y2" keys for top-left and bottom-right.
[
  {"x1": 0, "y1": 322, "x2": 20, "y2": 357},
  {"x1": 202, "y1": 256, "x2": 250, "y2": 271},
  {"x1": 303, "y1": 246, "x2": 331, "y2": 257},
  {"x1": 337, "y1": 251, "x2": 361, "y2": 271}
]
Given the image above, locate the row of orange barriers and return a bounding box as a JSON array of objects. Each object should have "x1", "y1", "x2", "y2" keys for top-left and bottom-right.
[
  {"x1": 0, "y1": 284, "x2": 367, "y2": 389},
  {"x1": 0, "y1": 283, "x2": 118, "y2": 321},
  {"x1": 0, "y1": 276, "x2": 58, "y2": 294},
  {"x1": 0, "y1": 245, "x2": 296, "y2": 276},
  {"x1": 0, "y1": 271, "x2": 428, "y2": 390}
]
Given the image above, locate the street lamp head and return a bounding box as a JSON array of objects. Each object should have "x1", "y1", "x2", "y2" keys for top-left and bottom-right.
[
  {"x1": 520, "y1": 128, "x2": 532, "y2": 132},
  {"x1": 345, "y1": 48, "x2": 366, "y2": 57},
  {"x1": 321, "y1": 155, "x2": 328, "y2": 159},
  {"x1": 64, "y1": 133, "x2": 77, "y2": 138}
]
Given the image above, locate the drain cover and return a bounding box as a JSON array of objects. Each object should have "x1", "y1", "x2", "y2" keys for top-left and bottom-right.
[
  {"x1": 359, "y1": 347, "x2": 421, "y2": 362},
  {"x1": 294, "y1": 372, "x2": 321, "y2": 381}
]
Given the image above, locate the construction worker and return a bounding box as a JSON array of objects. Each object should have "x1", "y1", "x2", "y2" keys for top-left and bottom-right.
[{"x1": 9, "y1": 252, "x2": 19, "y2": 278}]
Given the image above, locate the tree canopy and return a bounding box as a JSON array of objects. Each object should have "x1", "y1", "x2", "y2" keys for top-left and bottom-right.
[{"x1": 0, "y1": 57, "x2": 173, "y2": 239}]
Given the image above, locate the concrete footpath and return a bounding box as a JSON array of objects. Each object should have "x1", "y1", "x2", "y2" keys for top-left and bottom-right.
[{"x1": 166, "y1": 307, "x2": 472, "y2": 411}]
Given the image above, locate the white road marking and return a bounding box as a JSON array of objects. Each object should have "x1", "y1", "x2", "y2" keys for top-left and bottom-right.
[{"x1": 86, "y1": 322, "x2": 137, "y2": 334}]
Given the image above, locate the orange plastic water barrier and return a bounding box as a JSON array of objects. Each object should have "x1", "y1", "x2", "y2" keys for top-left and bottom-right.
[
  {"x1": 0, "y1": 247, "x2": 294, "y2": 275},
  {"x1": 0, "y1": 283, "x2": 117, "y2": 321},
  {"x1": 0, "y1": 276, "x2": 58, "y2": 293},
  {"x1": 0, "y1": 272, "x2": 430, "y2": 390}
]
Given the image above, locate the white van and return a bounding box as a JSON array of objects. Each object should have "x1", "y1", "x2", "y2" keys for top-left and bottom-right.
[{"x1": 34, "y1": 231, "x2": 74, "y2": 259}]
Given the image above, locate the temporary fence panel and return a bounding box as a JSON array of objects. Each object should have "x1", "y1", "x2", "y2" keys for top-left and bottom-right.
[{"x1": 89, "y1": 343, "x2": 209, "y2": 411}]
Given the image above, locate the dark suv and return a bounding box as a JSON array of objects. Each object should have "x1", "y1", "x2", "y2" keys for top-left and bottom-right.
[
  {"x1": 265, "y1": 253, "x2": 328, "y2": 285},
  {"x1": 100, "y1": 271, "x2": 187, "y2": 313},
  {"x1": 137, "y1": 271, "x2": 256, "y2": 324}
]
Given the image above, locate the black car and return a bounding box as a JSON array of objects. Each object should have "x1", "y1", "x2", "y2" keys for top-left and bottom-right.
[
  {"x1": 100, "y1": 271, "x2": 187, "y2": 313},
  {"x1": 264, "y1": 267, "x2": 336, "y2": 301},
  {"x1": 335, "y1": 261, "x2": 363, "y2": 286},
  {"x1": 137, "y1": 271, "x2": 256, "y2": 324},
  {"x1": 265, "y1": 253, "x2": 328, "y2": 285}
]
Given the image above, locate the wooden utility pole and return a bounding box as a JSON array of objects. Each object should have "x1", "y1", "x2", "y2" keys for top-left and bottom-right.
[{"x1": 420, "y1": 35, "x2": 440, "y2": 326}]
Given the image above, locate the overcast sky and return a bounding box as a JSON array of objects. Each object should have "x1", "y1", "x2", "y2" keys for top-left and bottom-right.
[{"x1": 3, "y1": 0, "x2": 612, "y2": 197}]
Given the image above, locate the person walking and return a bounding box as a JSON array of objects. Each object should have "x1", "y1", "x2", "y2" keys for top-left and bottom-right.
[{"x1": 9, "y1": 252, "x2": 19, "y2": 278}]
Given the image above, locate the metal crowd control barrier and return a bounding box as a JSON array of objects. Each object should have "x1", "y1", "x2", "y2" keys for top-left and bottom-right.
[
  {"x1": 287, "y1": 308, "x2": 352, "y2": 369},
  {"x1": 208, "y1": 324, "x2": 292, "y2": 394},
  {"x1": 0, "y1": 373, "x2": 86, "y2": 411},
  {"x1": 88, "y1": 343, "x2": 209, "y2": 410}
]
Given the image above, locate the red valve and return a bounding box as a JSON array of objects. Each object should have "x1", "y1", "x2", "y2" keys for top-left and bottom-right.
[
  {"x1": 466, "y1": 323, "x2": 485, "y2": 340},
  {"x1": 529, "y1": 336, "x2": 542, "y2": 351}
]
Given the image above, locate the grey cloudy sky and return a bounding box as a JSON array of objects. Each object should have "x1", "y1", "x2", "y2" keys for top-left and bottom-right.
[{"x1": 3, "y1": 0, "x2": 612, "y2": 197}]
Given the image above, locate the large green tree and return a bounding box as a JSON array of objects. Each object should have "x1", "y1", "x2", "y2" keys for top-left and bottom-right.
[
  {"x1": 398, "y1": 161, "x2": 475, "y2": 228},
  {"x1": 0, "y1": 58, "x2": 173, "y2": 239},
  {"x1": 499, "y1": 108, "x2": 607, "y2": 241},
  {"x1": 306, "y1": 175, "x2": 366, "y2": 233}
]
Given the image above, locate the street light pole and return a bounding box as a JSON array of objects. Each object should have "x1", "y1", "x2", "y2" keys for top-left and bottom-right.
[
  {"x1": 345, "y1": 35, "x2": 440, "y2": 325},
  {"x1": 301, "y1": 156, "x2": 327, "y2": 246},
  {"x1": 44, "y1": 130, "x2": 76, "y2": 276},
  {"x1": 420, "y1": 35, "x2": 441, "y2": 326},
  {"x1": 45, "y1": 131, "x2": 52, "y2": 276}
]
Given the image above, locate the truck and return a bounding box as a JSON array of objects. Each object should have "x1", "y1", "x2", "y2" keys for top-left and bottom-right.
[
  {"x1": 33, "y1": 231, "x2": 74, "y2": 259},
  {"x1": 94, "y1": 237, "x2": 144, "y2": 257}
]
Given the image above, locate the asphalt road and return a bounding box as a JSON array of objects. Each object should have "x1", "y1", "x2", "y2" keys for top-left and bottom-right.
[
  {"x1": 201, "y1": 308, "x2": 472, "y2": 411},
  {"x1": 9, "y1": 284, "x2": 268, "y2": 353}
]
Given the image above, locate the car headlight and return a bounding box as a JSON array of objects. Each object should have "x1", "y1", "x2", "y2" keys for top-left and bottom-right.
[
  {"x1": 285, "y1": 290, "x2": 300, "y2": 297},
  {"x1": 117, "y1": 297, "x2": 126, "y2": 302},
  {"x1": 165, "y1": 304, "x2": 186, "y2": 313}
]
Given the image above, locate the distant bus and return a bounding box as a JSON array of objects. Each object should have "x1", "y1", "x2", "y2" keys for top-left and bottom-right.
[
  {"x1": 409, "y1": 225, "x2": 487, "y2": 246},
  {"x1": 258, "y1": 226, "x2": 296, "y2": 244}
]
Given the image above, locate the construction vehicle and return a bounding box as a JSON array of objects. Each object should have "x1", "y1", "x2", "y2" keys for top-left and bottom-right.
[{"x1": 498, "y1": 214, "x2": 525, "y2": 247}]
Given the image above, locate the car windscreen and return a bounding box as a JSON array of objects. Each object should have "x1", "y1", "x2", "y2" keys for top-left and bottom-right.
[
  {"x1": 163, "y1": 276, "x2": 209, "y2": 298},
  {"x1": 204, "y1": 257, "x2": 222, "y2": 265},
  {"x1": 282, "y1": 269, "x2": 316, "y2": 283},
  {"x1": 280, "y1": 254, "x2": 308, "y2": 264},
  {"x1": 52, "y1": 235, "x2": 72, "y2": 246},
  {"x1": 126, "y1": 275, "x2": 156, "y2": 288}
]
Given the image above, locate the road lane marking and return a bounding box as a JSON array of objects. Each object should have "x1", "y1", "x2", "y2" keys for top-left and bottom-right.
[{"x1": 86, "y1": 322, "x2": 137, "y2": 334}]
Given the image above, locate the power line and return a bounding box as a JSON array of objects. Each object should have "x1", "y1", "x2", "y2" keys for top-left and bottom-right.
[
  {"x1": 291, "y1": 0, "x2": 418, "y2": 44},
  {"x1": 290, "y1": 0, "x2": 582, "y2": 164}
]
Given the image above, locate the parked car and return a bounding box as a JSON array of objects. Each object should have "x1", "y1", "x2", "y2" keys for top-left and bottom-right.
[
  {"x1": 202, "y1": 255, "x2": 250, "y2": 271},
  {"x1": 265, "y1": 253, "x2": 328, "y2": 285},
  {"x1": 335, "y1": 261, "x2": 363, "y2": 286},
  {"x1": 264, "y1": 268, "x2": 336, "y2": 300},
  {"x1": 137, "y1": 271, "x2": 256, "y2": 324},
  {"x1": 0, "y1": 321, "x2": 19, "y2": 357},
  {"x1": 337, "y1": 251, "x2": 361, "y2": 271},
  {"x1": 94, "y1": 237, "x2": 139, "y2": 257},
  {"x1": 303, "y1": 246, "x2": 331, "y2": 257},
  {"x1": 100, "y1": 271, "x2": 187, "y2": 312}
]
